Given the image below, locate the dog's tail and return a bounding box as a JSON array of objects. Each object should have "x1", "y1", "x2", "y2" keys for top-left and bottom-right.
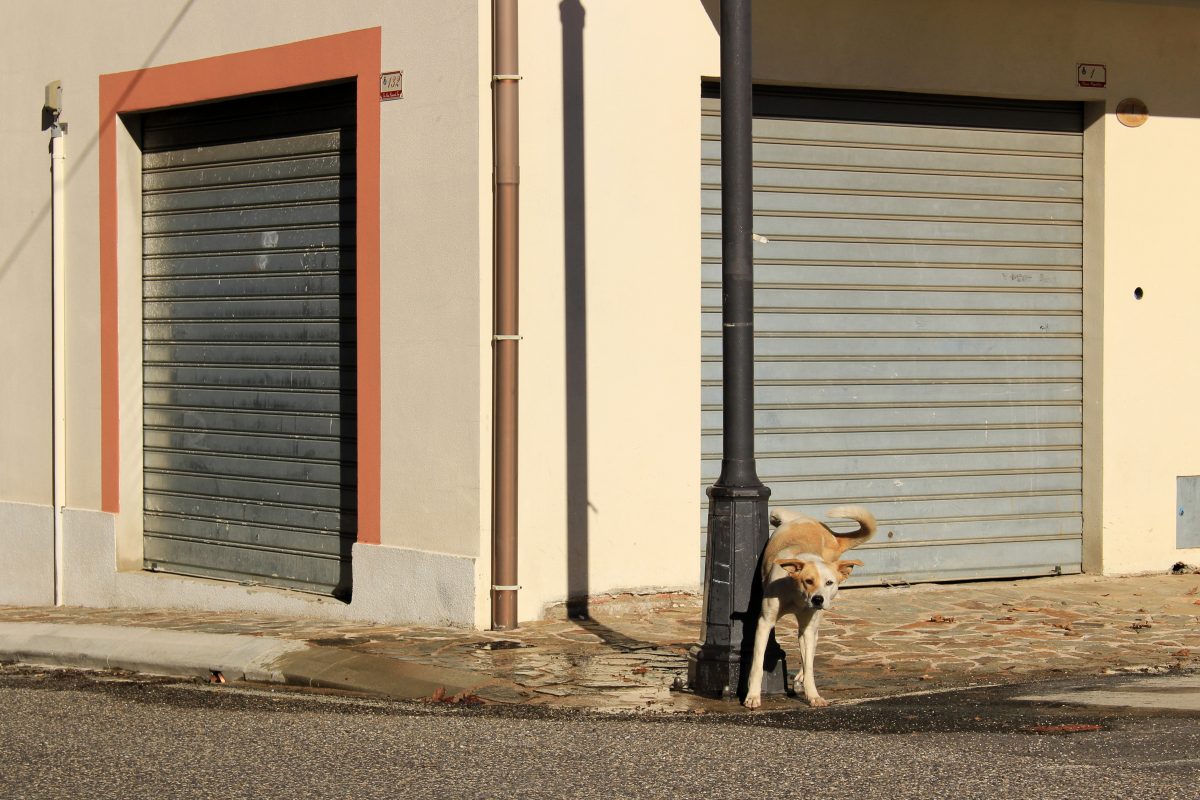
[
  {"x1": 769, "y1": 508, "x2": 805, "y2": 529},
  {"x1": 826, "y1": 505, "x2": 877, "y2": 551}
]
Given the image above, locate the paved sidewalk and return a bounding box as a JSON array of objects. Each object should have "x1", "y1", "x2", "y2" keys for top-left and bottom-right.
[{"x1": 1, "y1": 571, "x2": 1198, "y2": 712}]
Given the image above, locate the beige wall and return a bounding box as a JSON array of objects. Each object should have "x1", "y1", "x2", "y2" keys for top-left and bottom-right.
[
  {"x1": 513, "y1": 1, "x2": 720, "y2": 619},
  {"x1": 1099, "y1": 108, "x2": 1200, "y2": 572},
  {"x1": 0, "y1": 23, "x2": 55, "y2": 506},
  {"x1": 375, "y1": 3, "x2": 484, "y2": 560}
]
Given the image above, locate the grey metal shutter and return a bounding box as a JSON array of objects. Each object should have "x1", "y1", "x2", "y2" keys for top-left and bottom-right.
[
  {"x1": 701, "y1": 87, "x2": 1083, "y2": 584},
  {"x1": 141, "y1": 83, "x2": 357, "y2": 598}
]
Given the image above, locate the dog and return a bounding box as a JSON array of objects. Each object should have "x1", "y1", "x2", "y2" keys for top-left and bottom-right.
[{"x1": 743, "y1": 505, "x2": 876, "y2": 709}]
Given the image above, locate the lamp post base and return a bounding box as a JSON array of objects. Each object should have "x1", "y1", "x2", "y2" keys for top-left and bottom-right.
[{"x1": 687, "y1": 483, "x2": 788, "y2": 699}]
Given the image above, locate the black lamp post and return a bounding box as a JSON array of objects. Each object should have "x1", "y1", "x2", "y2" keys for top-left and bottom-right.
[{"x1": 687, "y1": 0, "x2": 788, "y2": 699}]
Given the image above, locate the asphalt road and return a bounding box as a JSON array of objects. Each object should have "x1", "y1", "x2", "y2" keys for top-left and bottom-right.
[{"x1": 1, "y1": 665, "x2": 1197, "y2": 799}]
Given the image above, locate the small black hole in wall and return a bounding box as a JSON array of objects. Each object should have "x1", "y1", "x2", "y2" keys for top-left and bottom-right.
[{"x1": 1134, "y1": 287, "x2": 1144, "y2": 300}]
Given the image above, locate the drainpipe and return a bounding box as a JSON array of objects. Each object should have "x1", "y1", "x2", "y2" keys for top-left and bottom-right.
[
  {"x1": 47, "y1": 81, "x2": 67, "y2": 607},
  {"x1": 491, "y1": 0, "x2": 520, "y2": 630}
]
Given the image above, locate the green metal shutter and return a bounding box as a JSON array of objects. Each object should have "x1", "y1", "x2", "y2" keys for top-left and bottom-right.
[
  {"x1": 701, "y1": 87, "x2": 1084, "y2": 584},
  {"x1": 141, "y1": 83, "x2": 357, "y2": 597}
]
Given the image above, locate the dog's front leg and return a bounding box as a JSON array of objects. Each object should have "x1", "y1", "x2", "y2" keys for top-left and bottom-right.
[
  {"x1": 798, "y1": 609, "x2": 828, "y2": 707},
  {"x1": 742, "y1": 597, "x2": 779, "y2": 710}
]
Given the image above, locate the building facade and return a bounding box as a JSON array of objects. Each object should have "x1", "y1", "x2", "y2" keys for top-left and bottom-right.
[{"x1": 2, "y1": 0, "x2": 1198, "y2": 628}]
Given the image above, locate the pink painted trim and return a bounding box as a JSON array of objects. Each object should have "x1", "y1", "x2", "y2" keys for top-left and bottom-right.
[{"x1": 99, "y1": 28, "x2": 382, "y2": 545}]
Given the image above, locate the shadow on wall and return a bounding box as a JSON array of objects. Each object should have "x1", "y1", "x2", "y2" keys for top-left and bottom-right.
[
  {"x1": 561, "y1": 0, "x2": 590, "y2": 620},
  {"x1": 0, "y1": 0, "x2": 197, "y2": 286}
]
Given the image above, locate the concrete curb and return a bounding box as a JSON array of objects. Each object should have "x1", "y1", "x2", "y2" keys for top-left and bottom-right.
[
  {"x1": 0, "y1": 621, "x2": 309, "y2": 683},
  {"x1": 0, "y1": 621, "x2": 488, "y2": 700}
]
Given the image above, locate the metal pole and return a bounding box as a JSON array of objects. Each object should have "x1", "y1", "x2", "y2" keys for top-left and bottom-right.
[
  {"x1": 717, "y1": 0, "x2": 758, "y2": 491},
  {"x1": 688, "y1": 0, "x2": 787, "y2": 699},
  {"x1": 48, "y1": 82, "x2": 67, "y2": 608}
]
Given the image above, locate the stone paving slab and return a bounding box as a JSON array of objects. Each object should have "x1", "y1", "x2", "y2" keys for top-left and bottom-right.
[{"x1": 0, "y1": 572, "x2": 1197, "y2": 712}]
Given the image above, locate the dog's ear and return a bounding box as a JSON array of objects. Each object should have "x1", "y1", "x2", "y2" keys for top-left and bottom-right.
[
  {"x1": 835, "y1": 559, "x2": 864, "y2": 582},
  {"x1": 777, "y1": 559, "x2": 807, "y2": 575}
]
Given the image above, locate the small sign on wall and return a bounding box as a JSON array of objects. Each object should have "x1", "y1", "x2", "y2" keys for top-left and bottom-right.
[
  {"x1": 380, "y1": 71, "x2": 404, "y2": 100},
  {"x1": 1077, "y1": 63, "x2": 1106, "y2": 88}
]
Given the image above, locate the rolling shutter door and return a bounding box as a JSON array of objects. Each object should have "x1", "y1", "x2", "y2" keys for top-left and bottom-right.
[
  {"x1": 141, "y1": 83, "x2": 357, "y2": 598},
  {"x1": 701, "y1": 87, "x2": 1084, "y2": 584}
]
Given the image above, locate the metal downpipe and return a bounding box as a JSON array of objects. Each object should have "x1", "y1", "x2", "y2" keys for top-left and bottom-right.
[
  {"x1": 48, "y1": 85, "x2": 67, "y2": 608},
  {"x1": 491, "y1": 0, "x2": 520, "y2": 630}
]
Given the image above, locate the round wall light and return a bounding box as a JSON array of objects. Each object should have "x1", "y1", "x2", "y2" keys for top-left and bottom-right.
[{"x1": 1117, "y1": 98, "x2": 1149, "y2": 127}]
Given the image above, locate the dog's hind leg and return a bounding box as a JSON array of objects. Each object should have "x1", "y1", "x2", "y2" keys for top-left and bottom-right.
[
  {"x1": 742, "y1": 597, "x2": 780, "y2": 710},
  {"x1": 797, "y1": 609, "x2": 828, "y2": 707}
]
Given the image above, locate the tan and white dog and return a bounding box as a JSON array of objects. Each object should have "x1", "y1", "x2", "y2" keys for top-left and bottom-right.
[{"x1": 743, "y1": 505, "x2": 876, "y2": 709}]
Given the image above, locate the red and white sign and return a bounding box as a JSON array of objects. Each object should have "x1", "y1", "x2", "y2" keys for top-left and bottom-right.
[
  {"x1": 1077, "y1": 63, "x2": 1106, "y2": 88},
  {"x1": 380, "y1": 71, "x2": 404, "y2": 100}
]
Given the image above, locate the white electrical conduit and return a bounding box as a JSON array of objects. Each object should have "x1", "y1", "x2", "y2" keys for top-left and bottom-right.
[{"x1": 51, "y1": 119, "x2": 66, "y2": 606}]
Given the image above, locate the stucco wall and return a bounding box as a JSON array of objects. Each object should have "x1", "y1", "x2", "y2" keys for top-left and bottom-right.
[
  {"x1": 1098, "y1": 109, "x2": 1200, "y2": 573},
  {"x1": 514, "y1": 1, "x2": 721, "y2": 619}
]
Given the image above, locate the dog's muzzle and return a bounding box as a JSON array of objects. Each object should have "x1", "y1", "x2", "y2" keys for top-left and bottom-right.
[{"x1": 810, "y1": 594, "x2": 826, "y2": 608}]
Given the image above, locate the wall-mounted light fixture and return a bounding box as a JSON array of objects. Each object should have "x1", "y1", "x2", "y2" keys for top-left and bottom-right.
[{"x1": 1116, "y1": 98, "x2": 1148, "y2": 128}]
